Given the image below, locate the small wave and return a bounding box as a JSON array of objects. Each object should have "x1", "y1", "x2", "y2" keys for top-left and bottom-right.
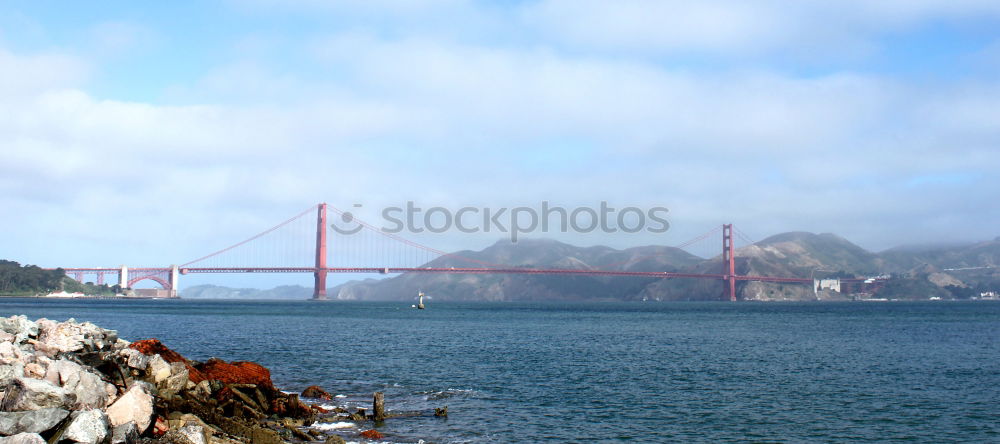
[
  {"x1": 335, "y1": 394, "x2": 347, "y2": 398},
  {"x1": 422, "y1": 388, "x2": 477, "y2": 401},
  {"x1": 312, "y1": 421, "x2": 356, "y2": 430}
]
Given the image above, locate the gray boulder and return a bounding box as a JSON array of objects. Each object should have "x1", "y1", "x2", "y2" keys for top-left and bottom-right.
[
  {"x1": 0, "y1": 364, "x2": 25, "y2": 390},
  {"x1": 0, "y1": 408, "x2": 69, "y2": 435},
  {"x1": 0, "y1": 316, "x2": 38, "y2": 343},
  {"x1": 120, "y1": 349, "x2": 149, "y2": 371},
  {"x1": 0, "y1": 378, "x2": 74, "y2": 411},
  {"x1": 0, "y1": 433, "x2": 46, "y2": 444},
  {"x1": 61, "y1": 409, "x2": 108, "y2": 444},
  {"x1": 110, "y1": 421, "x2": 139, "y2": 444},
  {"x1": 68, "y1": 370, "x2": 110, "y2": 410}
]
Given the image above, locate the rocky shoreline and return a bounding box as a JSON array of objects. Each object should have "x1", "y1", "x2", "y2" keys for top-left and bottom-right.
[{"x1": 0, "y1": 315, "x2": 430, "y2": 443}]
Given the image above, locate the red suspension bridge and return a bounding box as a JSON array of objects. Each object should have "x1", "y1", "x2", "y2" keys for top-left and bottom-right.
[{"x1": 60, "y1": 203, "x2": 880, "y2": 301}]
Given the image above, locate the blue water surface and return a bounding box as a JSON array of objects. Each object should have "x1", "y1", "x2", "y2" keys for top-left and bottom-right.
[{"x1": 1, "y1": 299, "x2": 998, "y2": 443}]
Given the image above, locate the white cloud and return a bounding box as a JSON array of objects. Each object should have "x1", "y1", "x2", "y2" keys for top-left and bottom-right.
[
  {"x1": 521, "y1": 0, "x2": 1000, "y2": 57},
  {"x1": 2, "y1": 7, "x2": 1000, "y2": 274}
]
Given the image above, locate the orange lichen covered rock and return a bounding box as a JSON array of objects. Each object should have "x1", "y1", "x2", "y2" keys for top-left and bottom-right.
[
  {"x1": 129, "y1": 339, "x2": 188, "y2": 363},
  {"x1": 192, "y1": 358, "x2": 274, "y2": 388},
  {"x1": 129, "y1": 338, "x2": 205, "y2": 381},
  {"x1": 360, "y1": 429, "x2": 384, "y2": 439}
]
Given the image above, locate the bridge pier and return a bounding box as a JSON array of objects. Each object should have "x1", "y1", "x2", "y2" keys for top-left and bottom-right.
[
  {"x1": 170, "y1": 265, "x2": 179, "y2": 298},
  {"x1": 119, "y1": 266, "x2": 128, "y2": 289}
]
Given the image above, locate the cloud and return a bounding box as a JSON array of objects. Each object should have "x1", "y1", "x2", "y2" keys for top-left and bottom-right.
[
  {"x1": 521, "y1": 0, "x2": 1000, "y2": 58},
  {"x1": 0, "y1": 48, "x2": 89, "y2": 98},
  {"x1": 1, "y1": 2, "x2": 999, "y2": 275}
]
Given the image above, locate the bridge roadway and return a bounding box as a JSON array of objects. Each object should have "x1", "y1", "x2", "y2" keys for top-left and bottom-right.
[{"x1": 60, "y1": 266, "x2": 866, "y2": 284}]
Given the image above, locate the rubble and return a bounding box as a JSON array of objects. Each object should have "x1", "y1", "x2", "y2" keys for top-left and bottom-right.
[{"x1": 0, "y1": 315, "x2": 437, "y2": 443}]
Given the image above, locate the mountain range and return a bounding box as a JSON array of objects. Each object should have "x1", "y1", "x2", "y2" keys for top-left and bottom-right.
[{"x1": 182, "y1": 232, "x2": 1000, "y2": 301}]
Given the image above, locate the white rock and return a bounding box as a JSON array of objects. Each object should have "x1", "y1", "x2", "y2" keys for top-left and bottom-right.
[
  {"x1": 0, "y1": 342, "x2": 23, "y2": 365},
  {"x1": 147, "y1": 355, "x2": 171, "y2": 383},
  {"x1": 105, "y1": 385, "x2": 153, "y2": 433},
  {"x1": 0, "y1": 432, "x2": 46, "y2": 444},
  {"x1": 177, "y1": 424, "x2": 207, "y2": 444},
  {"x1": 0, "y1": 377, "x2": 74, "y2": 411},
  {"x1": 34, "y1": 319, "x2": 116, "y2": 356},
  {"x1": 62, "y1": 409, "x2": 108, "y2": 444},
  {"x1": 43, "y1": 359, "x2": 83, "y2": 386}
]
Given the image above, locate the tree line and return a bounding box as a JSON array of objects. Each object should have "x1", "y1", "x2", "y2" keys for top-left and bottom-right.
[{"x1": 0, "y1": 260, "x2": 65, "y2": 294}]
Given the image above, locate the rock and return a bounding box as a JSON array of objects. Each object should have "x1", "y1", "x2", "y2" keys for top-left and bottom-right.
[
  {"x1": 0, "y1": 377, "x2": 74, "y2": 411},
  {"x1": 434, "y1": 406, "x2": 448, "y2": 417},
  {"x1": 157, "y1": 429, "x2": 199, "y2": 444},
  {"x1": 120, "y1": 349, "x2": 149, "y2": 370},
  {"x1": 21, "y1": 363, "x2": 44, "y2": 380},
  {"x1": 158, "y1": 368, "x2": 189, "y2": 399},
  {"x1": 128, "y1": 339, "x2": 204, "y2": 381},
  {"x1": 301, "y1": 385, "x2": 332, "y2": 400},
  {"x1": 192, "y1": 359, "x2": 273, "y2": 388},
  {"x1": 147, "y1": 355, "x2": 172, "y2": 383},
  {"x1": 34, "y1": 319, "x2": 115, "y2": 356},
  {"x1": 110, "y1": 421, "x2": 139, "y2": 444},
  {"x1": 324, "y1": 435, "x2": 347, "y2": 444},
  {"x1": 190, "y1": 381, "x2": 212, "y2": 401},
  {"x1": 69, "y1": 370, "x2": 111, "y2": 410},
  {"x1": 359, "y1": 429, "x2": 383, "y2": 439},
  {"x1": 43, "y1": 359, "x2": 83, "y2": 386},
  {"x1": 0, "y1": 364, "x2": 25, "y2": 389},
  {"x1": 0, "y1": 316, "x2": 38, "y2": 343},
  {"x1": 176, "y1": 425, "x2": 208, "y2": 444},
  {"x1": 105, "y1": 384, "x2": 153, "y2": 432},
  {"x1": 0, "y1": 343, "x2": 24, "y2": 365},
  {"x1": 61, "y1": 409, "x2": 108, "y2": 444},
  {"x1": 0, "y1": 433, "x2": 46, "y2": 444},
  {"x1": 0, "y1": 408, "x2": 69, "y2": 435},
  {"x1": 40, "y1": 360, "x2": 110, "y2": 410}
]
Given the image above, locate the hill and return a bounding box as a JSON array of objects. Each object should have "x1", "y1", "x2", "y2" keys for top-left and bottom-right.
[
  {"x1": 330, "y1": 238, "x2": 702, "y2": 301},
  {"x1": 329, "y1": 233, "x2": 1000, "y2": 302},
  {"x1": 181, "y1": 284, "x2": 312, "y2": 299}
]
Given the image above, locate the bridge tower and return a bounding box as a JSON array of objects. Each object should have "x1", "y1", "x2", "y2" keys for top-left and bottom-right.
[
  {"x1": 313, "y1": 203, "x2": 328, "y2": 300},
  {"x1": 723, "y1": 224, "x2": 736, "y2": 301}
]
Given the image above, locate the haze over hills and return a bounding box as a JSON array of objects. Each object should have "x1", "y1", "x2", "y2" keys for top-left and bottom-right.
[{"x1": 181, "y1": 232, "x2": 1000, "y2": 301}]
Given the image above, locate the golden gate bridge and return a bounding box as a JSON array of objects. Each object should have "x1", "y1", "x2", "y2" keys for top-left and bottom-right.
[{"x1": 59, "y1": 203, "x2": 881, "y2": 301}]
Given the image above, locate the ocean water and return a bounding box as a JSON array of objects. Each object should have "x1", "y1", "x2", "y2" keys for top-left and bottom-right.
[{"x1": 2, "y1": 299, "x2": 999, "y2": 443}]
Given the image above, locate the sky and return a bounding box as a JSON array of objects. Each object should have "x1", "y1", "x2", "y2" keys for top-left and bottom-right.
[{"x1": 2, "y1": 1, "x2": 999, "y2": 288}]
